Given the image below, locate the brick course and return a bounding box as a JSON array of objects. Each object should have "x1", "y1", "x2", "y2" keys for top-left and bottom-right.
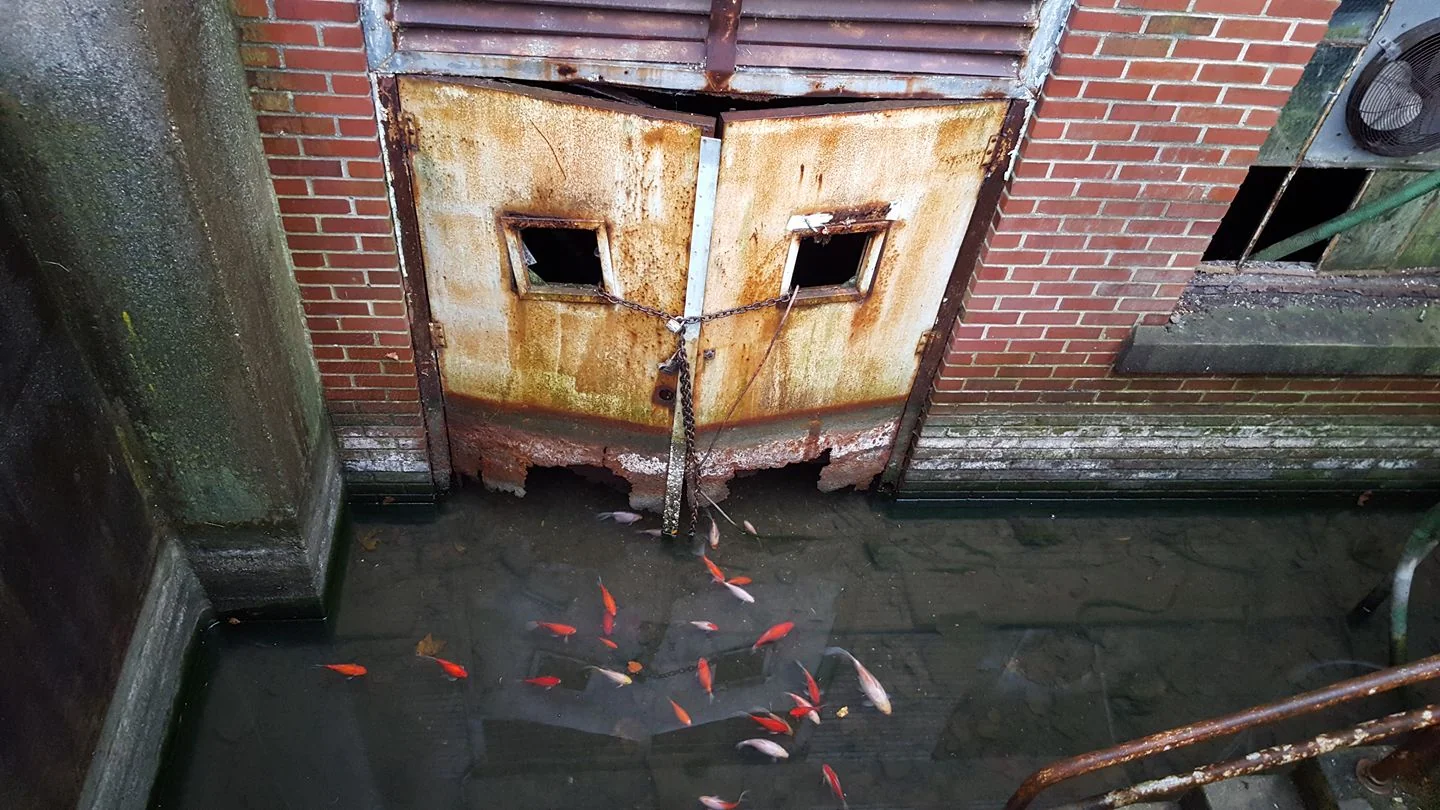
[
  {"x1": 931, "y1": 0, "x2": 1440, "y2": 418},
  {"x1": 233, "y1": 0, "x2": 430, "y2": 490}
]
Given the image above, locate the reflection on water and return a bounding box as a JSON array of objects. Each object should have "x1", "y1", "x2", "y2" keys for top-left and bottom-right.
[{"x1": 150, "y1": 468, "x2": 1440, "y2": 809}]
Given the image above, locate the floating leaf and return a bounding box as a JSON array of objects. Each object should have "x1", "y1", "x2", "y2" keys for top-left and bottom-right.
[
  {"x1": 1358, "y1": 490, "x2": 1373, "y2": 507},
  {"x1": 626, "y1": 660, "x2": 644, "y2": 674},
  {"x1": 415, "y1": 633, "x2": 446, "y2": 657},
  {"x1": 453, "y1": 542, "x2": 468, "y2": 554},
  {"x1": 836, "y1": 706, "x2": 850, "y2": 718},
  {"x1": 357, "y1": 530, "x2": 380, "y2": 552}
]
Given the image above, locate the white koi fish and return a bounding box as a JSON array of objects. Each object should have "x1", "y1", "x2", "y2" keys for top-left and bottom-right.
[
  {"x1": 597, "y1": 511, "x2": 644, "y2": 524},
  {"x1": 742, "y1": 520, "x2": 758, "y2": 536},
  {"x1": 735, "y1": 738, "x2": 789, "y2": 760},
  {"x1": 689, "y1": 620, "x2": 719, "y2": 632},
  {"x1": 824, "y1": 646, "x2": 892, "y2": 715},
  {"x1": 585, "y1": 666, "x2": 633, "y2": 687},
  {"x1": 709, "y1": 518, "x2": 720, "y2": 549},
  {"x1": 722, "y1": 581, "x2": 754, "y2": 604}
]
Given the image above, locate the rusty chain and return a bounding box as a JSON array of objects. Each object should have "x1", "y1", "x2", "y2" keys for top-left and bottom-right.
[{"x1": 598, "y1": 287, "x2": 796, "y2": 539}]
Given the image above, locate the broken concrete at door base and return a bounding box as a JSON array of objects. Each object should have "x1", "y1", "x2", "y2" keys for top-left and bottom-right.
[{"x1": 446, "y1": 397, "x2": 899, "y2": 510}]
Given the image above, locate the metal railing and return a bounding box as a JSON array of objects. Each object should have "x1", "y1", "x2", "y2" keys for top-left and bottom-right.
[{"x1": 1004, "y1": 652, "x2": 1440, "y2": 810}]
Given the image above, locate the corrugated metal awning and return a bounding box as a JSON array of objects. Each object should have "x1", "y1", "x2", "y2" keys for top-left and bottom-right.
[{"x1": 375, "y1": 0, "x2": 1044, "y2": 99}]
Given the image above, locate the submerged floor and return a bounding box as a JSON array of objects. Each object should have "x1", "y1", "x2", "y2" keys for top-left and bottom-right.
[{"x1": 151, "y1": 469, "x2": 1440, "y2": 809}]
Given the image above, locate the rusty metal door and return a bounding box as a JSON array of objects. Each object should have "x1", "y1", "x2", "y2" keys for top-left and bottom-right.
[
  {"x1": 393, "y1": 76, "x2": 712, "y2": 504},
  {"x1": 692, "y1": 100, "x2": 1011, "y2": 496}
]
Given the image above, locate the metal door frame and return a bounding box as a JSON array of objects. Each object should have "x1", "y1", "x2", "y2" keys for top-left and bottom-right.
[{"x1": 377, "y1": 74, "x2": 1023, "y2": 494}]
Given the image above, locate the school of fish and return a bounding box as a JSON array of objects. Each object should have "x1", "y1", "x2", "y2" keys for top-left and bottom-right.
[{"x1": 313, "y1": 511, "x2": 891, "y2": 808}]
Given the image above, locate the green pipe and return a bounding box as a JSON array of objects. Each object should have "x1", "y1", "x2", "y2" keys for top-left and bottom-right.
[
  {"x1": 1251, "y1": 168, "x2": 1440, "y2": 262},
  {"x1": 1391, "y1": 502, "x2": 1440, "y2": 666}
]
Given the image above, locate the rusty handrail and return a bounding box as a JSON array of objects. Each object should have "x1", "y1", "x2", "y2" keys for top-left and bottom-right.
[
  {"x1": 1005, "y1": 651, "x2": 1440, "y2": 810},
  {"x1": 1055, "y1": 705, "x2": 1440, "y2": 810}
]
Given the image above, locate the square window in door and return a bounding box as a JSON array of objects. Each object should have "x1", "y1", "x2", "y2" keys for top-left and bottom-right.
[
  {"x1": 501, "y1": 215, "x2": 617, "y2": 302},
  {"x1": 780, "y1": 215, "x2": 889, "y2": 304}
]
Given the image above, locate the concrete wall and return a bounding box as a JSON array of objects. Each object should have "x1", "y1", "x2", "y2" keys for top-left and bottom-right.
[
  {"x1": 0, "y1": 219, "x2": 168, "y2": 809},
  {"x1": 0, "y1": 0, "x2": 343, "y2": 613}
]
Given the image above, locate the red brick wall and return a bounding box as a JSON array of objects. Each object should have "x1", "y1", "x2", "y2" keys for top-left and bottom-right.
[
  {"x1": 233, "y1": 0, "x2": 431, "y2": 491},
  {"x1": 934, "y1": 0, "x2": 1440, "y2": 416}
]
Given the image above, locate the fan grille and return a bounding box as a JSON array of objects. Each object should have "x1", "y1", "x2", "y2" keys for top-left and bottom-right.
[{"x1": 1346, "y1": 22, "x2": 1440, "y2": 157}]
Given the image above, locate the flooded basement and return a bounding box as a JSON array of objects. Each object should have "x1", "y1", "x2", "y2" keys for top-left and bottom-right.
[{"x1": 149, "y1": 468, "x2": 1440, "y2": 809}]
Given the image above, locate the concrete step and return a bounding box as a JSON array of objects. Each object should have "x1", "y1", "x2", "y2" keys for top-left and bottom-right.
[{"x1": 1180, "y1": 774, "x2": 1308, "y2": 810}]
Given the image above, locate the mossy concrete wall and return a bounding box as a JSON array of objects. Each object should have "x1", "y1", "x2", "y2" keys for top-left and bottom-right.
[{"x1": 0, "y1": 0, "x2": 341, "y2": 614}]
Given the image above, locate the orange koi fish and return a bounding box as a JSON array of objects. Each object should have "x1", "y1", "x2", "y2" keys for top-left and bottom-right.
[
  {"x1": 670, "y1": 698, "x2": 692, "y2": 726},
  {"x1": 797, "y1": 660, "x2": 823, "y2": 706},
  {"x1": 698, "y1": 657, "x2": 714, "y2": 700},
  {"x1": 699, "y1": 791, "x2": 748, "y2": 809},
  {"x1": 602, "y1": 612, "x2": 615, "y2": 637},
  {"x1": 319, "y1": 663, "x2": 367, "y2": 678},
  {"x1": 725, "y1": 576, "x2": 752, "y2": 586},
  {"x1": 523, "y1": 676, "x2": 561, "y2": 689},
  {"x1": 599, "y1": 636, "x2": 618, "y2": 650},
  {"x1": 429, "y1": 656, "x2": 468, "y2": 680},
  {"x1": 689, "y1": 620, "x2": 719, "y2": 633},
  {"x1": 702, "y1": 555, "x2": 726, "y2": 583},
  {"x1": 597, "y1": 577, "x2": 617, "y2": 616},
  {"x1": 752, "y1": 621, "x2": 794, "y2": 651},
  {"x1": 822, "y1": 764, "x2": 847, "y2": 808},
  {"x1": 528, "y1": 621, "x2": 578, "y2": 640},
  {"x1": 748, "y1": 712, "x2": 793, "y2": 736}
]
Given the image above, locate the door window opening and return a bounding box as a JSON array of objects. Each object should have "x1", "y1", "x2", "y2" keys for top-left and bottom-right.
[
  {"x1": 780, "y1": 217, "x2": 889, "y2": 303},
  {"x1": 501, "y1": 216, "x2": 615, "y2": 301}
]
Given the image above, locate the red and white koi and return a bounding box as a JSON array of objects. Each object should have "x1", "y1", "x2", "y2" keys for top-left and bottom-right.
[
  {"x1": 722, "y1": 580, "x2": 754, "y2": 604},
  {"x1": 751, "y1": 621, "x2": 794, "y2": 651},
  {"x1": 822, "y1": 764, "x2": 848, "y2": 808},
  {"x1": 698, "y1": 791, "x2": 748, "y2": 809},
  {"x1": 597, "y1": 511, "x2": 644, "y2": 524},
  {"x1": 670, "y1": 698, "x2": 692, "y2": 726},
  {"x1": 735, "y1": 738, "x2": 789, "y2": 760},
  {"x1": 785, "y1": 691, "x2": 822, "y2": 725},
  {"x1": 689, "y1": 620, "x2": 719, "y2": 633},
  {"x1": 598, "y1": 577, "x2": 617, "y2": 616},
  {"x1": 824, "y1": 647, "x2": 891, "y2": 715},
  {"x1": 748, "y1": 711, "x2": 793, "y2": 736},
  {"x1": 586, "y1": 666, "x2": 633, "y2": 687},
  {"x1": 318, "y1": 663, "x2": 367, "y2": 678},
  {"x1": 528, "y1": 621, "x2": 578, "y2": 641},
  {"x1": 797, "y1": 660, "x2": 823, "y2": 706},
  {"x1": 697, "y1": 657, "x2": 714, "y2": 700},
  {"x1": 523, "y1": 676, "x2": 561, "y2": 689}
]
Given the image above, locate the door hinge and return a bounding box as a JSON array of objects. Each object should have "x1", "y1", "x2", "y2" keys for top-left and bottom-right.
[
  {"x1": 397, "y1": 112, "x2": 420, "y2": 154},
  {"x1": 916, "y1": 329, "x2": 938, "y2": 356},
  {"x1": 428, "y1": 321, "x2": 446, "y2": 348}
]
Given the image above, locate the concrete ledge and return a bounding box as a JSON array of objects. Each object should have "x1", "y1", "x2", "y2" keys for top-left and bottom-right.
[
  {"x1": 1116, "y1": 306, "x2": 1440, "y2": 377},
  {"x1": 79, "y1": 540, "x2": 210, "y2": 810}
]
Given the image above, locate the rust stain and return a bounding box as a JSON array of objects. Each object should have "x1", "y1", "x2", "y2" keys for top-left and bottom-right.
[
  {"x1": 696, "y1": 101, "x2": 1010, "y2": 432},
  {"x1": 398, "y1": 76, "x2": 702, "y2": 441}
]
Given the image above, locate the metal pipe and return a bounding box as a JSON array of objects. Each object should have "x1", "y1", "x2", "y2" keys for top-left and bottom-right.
[
  {"x1": 1390, "y1": 503, "x2": 1440, "y2": 665},
  {"x1": 1055, "y1": 705, "x2": 1440, "y2": 810},
  {"x1": 1251, "y1": 168, "x2": 1440, "y2": 261},
  {"x1": 1003, "y1": 651, "x2": 1440, "y2": 810},
  {"x1": 1359, "y1": 726, "x2": 1440, "y2": 792}
]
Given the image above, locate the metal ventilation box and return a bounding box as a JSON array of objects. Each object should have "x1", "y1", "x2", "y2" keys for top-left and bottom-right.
[{"x1": 1307, "y1": 0, "x2": 1440, "y2": 169}]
